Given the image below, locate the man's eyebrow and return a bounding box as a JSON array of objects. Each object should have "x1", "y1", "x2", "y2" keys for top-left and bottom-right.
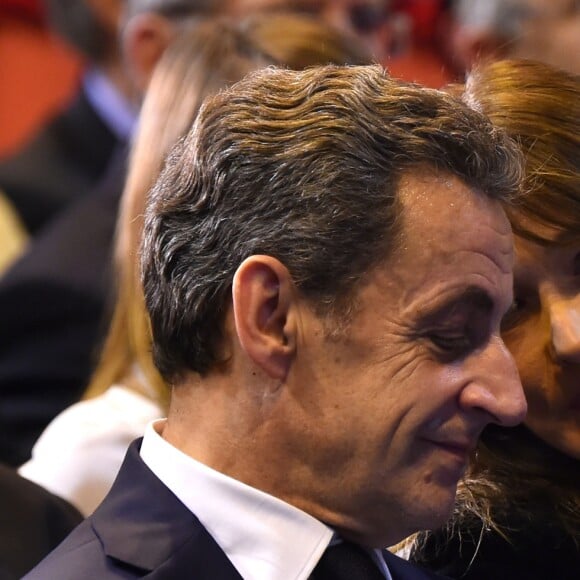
[{"x1": 418, "y1": 286, "x2": 495, "y2": 322}]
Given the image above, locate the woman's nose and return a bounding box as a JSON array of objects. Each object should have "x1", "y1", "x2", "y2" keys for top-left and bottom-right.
[{"x1": 549, "y1": 293, "x2": 580, "y2": 363}]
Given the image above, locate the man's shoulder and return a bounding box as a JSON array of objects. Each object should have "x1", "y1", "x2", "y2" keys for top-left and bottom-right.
[
  {"x1": 22, "y1": 443, "x2": 164, "y2": 579},
  {"x1": 23, "y1": 520, "x2": 111, "y2": 580},
  {"x1": 24, "y1": 441, "x2": 243, "y2": 579}
]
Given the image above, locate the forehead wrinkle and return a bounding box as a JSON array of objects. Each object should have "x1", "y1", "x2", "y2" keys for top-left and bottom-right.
[
  {"x1": 443, "y1": 246, "x2": 514, "y2": 275},
  {"x1": 400, "y1": 272, "x2": 513, "y2": 322},
  {"x1": 395, "y1": 240, "x2": 513, "y2": 297},
  {"x1": 402, "y1": 217, "x2": 514, "y2": 281},
  {"x1": 427, "y1": 207, "x2": 513, "y2": 254},
  {"x1": 397, "y1": 202, "x2": 513, "y2": 266}
]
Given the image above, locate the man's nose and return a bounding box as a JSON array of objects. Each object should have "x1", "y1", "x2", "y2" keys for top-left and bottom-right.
[
  {"x1": 549, "y1": 293, "x2": 580, "y2": 363},
  {"x1": 459, "y1": 336, "x2": 527, "y2": 427}
]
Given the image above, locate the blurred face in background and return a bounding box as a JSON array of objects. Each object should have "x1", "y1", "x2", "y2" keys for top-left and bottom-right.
[
  {"x1": 228, "y1": 0, "x2": 392, "y2": 58},
  {"x1": 452, "y1": 0, "x2": 580, "y2": 74},
  {"x1": 501, "y1": 219, "x2": 580, "y2": 459}
]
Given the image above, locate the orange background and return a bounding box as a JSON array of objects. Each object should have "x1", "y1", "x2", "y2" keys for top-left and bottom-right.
[{"x1": 0, "y1": 9, "x2": 82, "y2": 157}]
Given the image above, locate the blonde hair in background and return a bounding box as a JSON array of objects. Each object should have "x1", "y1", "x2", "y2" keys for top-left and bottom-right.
[
  {"x1": 0, "y1": 191, "x2": 28, "y2": 274},
  {"x1": 84, "y1": 13, "x2": 371, "y2": 406}
]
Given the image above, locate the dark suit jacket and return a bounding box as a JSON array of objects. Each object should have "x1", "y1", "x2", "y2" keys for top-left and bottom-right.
[
  {"x1": 0, "y1": 464, "x2": 83, "y2": 580},
  {"x1": 25, "y1": 440, "x2": 444, "y2": 579},
  {"x1": 0, "y1": 150, "x2": 127, "y2": 466},
  {"x1": 0, "y1": 85, "x2": 120, "y2": 234}
]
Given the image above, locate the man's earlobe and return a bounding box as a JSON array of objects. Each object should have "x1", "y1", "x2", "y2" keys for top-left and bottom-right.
[
  {"x1": 232, "y1": 256, "x2": 296, "y2": 380},
  {"x1": 122, "y1": 13, "x2": 174, "y2": 92}
]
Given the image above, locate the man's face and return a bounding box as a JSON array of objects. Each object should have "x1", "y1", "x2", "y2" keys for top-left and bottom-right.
[{"x1": 276, "y1": 172, "x2": 526, "y2": 546}]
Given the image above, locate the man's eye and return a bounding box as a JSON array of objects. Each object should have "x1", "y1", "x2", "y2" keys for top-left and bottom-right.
[{"x1": 429, "y1": 333, "x2": 472, "y2": 354}]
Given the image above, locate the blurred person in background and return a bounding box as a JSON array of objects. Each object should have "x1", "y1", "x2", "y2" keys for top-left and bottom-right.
[
  {"x1": 228, "y1": 1, "x2": 461, "y2": 87},
  {"x1": 0, "y1": 463, "x2": 82, "y2": 579},
  {"x1": 17, "y1": 12, "x2": 371, "y2": 517},
  {"x1": 384, "y1": 0, "x2": 456, "y2": 88},
  {"x1": 408, "y1": 59, "x2": 580, "y2": 579},
  {"x1": 0, "y1": 0, "x2": 229, "y2": 468},
  {"x1": 227, "y1": 0, "x2": 394, "y2": 61},
  {"x1": 0, "y1": 0, "x2": 82, "y2": 157},
  {"x1": 0, "y1": 0, "x2": 132, "y2": 235},
  {"x1": 448, "y1": 0, "x2": 580, "y2": 74}
]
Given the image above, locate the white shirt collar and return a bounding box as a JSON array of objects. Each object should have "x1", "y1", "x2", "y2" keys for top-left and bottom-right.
[
  {"x1": 83, "y1": 67, "x2": 137, "y2": 140},
  {"x1": 141, "y1": 419, "x2": 391, "y2": 580}
]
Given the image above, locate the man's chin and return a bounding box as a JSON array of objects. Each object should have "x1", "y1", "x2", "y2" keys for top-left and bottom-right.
[
  {"x1": 361, "y1": 495, "x2": 457, "y2": 548},
  {"x1": 403, "y1": 487, "x2": 458, "y2": 536}
]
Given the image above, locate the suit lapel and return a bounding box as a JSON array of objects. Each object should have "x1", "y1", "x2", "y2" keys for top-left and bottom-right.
[
  {"x1": 91, "y1": 440, "x2": 243, "y2": 579},
  {"x1": 145, "y1": 525, "x2": 245, "y2": 579}
]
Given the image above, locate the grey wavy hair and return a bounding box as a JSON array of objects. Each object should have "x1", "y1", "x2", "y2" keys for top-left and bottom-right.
[{"x1": 141, "y1": 63, "x2": 525, "y2": 381}]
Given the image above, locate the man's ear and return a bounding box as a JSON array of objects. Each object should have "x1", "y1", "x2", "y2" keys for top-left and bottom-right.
[
  {"x1": 232, "y1": 256, "x2": 297, "y2": 381},
  {"x1": 122, "y1": 12, "x2": 174, "y2": 92}
]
